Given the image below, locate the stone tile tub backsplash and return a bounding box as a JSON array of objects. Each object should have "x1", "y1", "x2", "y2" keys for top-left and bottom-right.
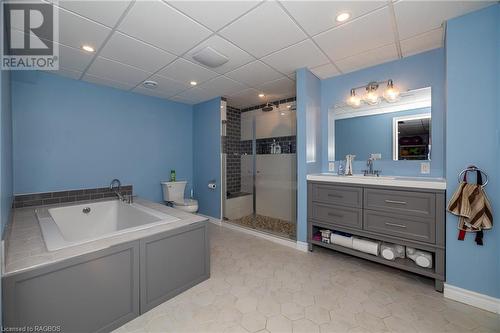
[{"x1": 13, "y1": 185, "x2": 133, "y2": 208}]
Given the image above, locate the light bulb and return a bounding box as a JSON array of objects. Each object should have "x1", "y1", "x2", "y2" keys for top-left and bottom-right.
[
  {"x1": 346, "y1": 89, "x2": 361, "y2": 108},
  {"x1": 364, "y1": 84, "x2": 380, "y2": 105},
  {"x1": 383, "y1": 79, "x2": 399, "y2": 102}
]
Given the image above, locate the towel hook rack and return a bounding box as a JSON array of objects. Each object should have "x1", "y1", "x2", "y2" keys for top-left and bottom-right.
[{"x1": 458, "y1": 165, "x2": 488, "y2": 188}]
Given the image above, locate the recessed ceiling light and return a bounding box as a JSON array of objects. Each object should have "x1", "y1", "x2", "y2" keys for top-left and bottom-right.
[
  {"x1": 142, "y1": 80, "x2": 158, "y2": 89},
  {"x1": 190, "y1": 81, "x2": 197, "y2": 86},
  {"x1": 81, "y1": 45, "x2": 95, "y2": 53},
  {"x1": 336, "y1": 12, "x2": 351, "y2": 23},
  {"x1": 258, "y1": 93, "x2": 265, "y2": 98}
]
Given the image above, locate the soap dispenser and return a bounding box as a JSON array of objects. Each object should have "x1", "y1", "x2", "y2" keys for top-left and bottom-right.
[
  {"x1": 275, "y1": 141, "x2": 281, "y2": 154},
  {"x1": 345, "y1": 155, "x2": 355, "y2": 176}
]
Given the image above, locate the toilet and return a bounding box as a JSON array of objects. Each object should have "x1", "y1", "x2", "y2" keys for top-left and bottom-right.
[{"x1": 161, "y1": 181, "x2": 198, "y2": 213}]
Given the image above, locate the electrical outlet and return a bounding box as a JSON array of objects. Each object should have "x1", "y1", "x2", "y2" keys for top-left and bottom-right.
[
  {"x1": 328, "y1": 162, "x2": 335, "y2": 172},
  {"x1": 421, "y1": 162, "x2": 430, "y2": 174},
  {"x1": 371, "y1": 153, "x2": 382, "y2": 160}
]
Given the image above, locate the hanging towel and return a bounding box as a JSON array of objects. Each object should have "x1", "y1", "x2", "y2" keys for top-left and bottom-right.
[{"x1": 448, "y1": 181, "x2": 493, "y2": 245}]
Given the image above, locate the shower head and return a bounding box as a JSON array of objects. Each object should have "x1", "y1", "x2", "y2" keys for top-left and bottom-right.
[{"x1": 262, "y1": 103, "x2": 274, "y2": 112}]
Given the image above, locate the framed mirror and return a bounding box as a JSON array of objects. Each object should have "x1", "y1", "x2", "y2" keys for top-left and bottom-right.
[{"x1": 328, "y1": 87, "x2": 432, "y2": 162}]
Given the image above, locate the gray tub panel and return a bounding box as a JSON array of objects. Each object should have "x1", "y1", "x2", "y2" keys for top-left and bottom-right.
[
  {"x1": 3, "y1": 241, "x2": 140, "y2": 333},
  {"x1": 140, "y1": 222, "x2": 210, "y2": 312}
]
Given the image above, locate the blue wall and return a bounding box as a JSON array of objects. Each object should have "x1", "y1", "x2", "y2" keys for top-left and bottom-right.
[
  {"x1": 12, "y1": 71, "x2": 194, "y2": 203},
  {"x1": 193, "y1": 97, "x2": 221, "y2": 219},
  {"x1": 321, "y1": 49, "x2": 445, "y2": 177},
  {"x1": 446, "y1": 4, "x2": 499, "y2": 298},
  {"x1": 296, "y1": 68, "x2": 322, "y2": 242},
  {"x1": 1, "y1": 69, "x2": 13, "y2": 235},
  {"x1": 335, "y1": 107, "x2": 430, "y2": 160}
]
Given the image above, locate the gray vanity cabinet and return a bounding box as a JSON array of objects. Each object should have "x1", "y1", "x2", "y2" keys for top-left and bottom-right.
[
  {"x1": 308, "y1": 181, "x2": 446, "y2": 291},
  {"x1": 3, "y1": 241, "x2": 140, "y2": 333},
  {"x1": 3, "y1": 221, "x2": 210, "y2": 332}
]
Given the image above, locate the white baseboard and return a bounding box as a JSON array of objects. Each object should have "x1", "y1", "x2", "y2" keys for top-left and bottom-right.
[
  {"x1": 218, "y1": 221, "x2": 309, "y2": 253},
  {"x1": 444, "y1": 283, "x2": 500, "y2": 314}
]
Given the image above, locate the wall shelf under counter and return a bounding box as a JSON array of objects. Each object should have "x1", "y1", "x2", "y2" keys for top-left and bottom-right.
[{"x1": 307, "y1": 177, "x2": 446, "y2": 291}]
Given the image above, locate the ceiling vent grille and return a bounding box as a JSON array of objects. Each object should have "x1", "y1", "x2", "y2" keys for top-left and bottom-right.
[{"x1": 192, "y1": 46, "x2": 229, "y2": 68}]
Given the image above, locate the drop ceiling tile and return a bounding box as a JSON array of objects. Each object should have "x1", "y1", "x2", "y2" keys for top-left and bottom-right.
[
  {"x1": 157, "y1": 58, "x2": 219, "y2": 85},
  {"x1": 281, "y1": 0, "x2": 388, "y2": 36},
  {"x1": 175, "y1": 87, "x2": 218, "y2": 104},
  {"x1": 58, "y1": 43, "x2": 95, "y2": 72},
  {"x1": 86, "y1": 57, "x2": 151, "y2": 86},
  {"x1": 261, "y1": 39, "x2": 329, "y2": 75},
  {"x1": 225, "y1": 61, "x2": 283, "y2": 87},
  {"x1": 100, "y1": 32, "x2": 176, "y2": 73},
  {"x1": 219, "y1": 1, "x2": 307, "y2": 58},
  {"x1": 394, "y1": 0, "x2": 493, "y2": 39},
  {"x1": 198, "y1": 76, "x2": 248, "y2": 97},
  {"x1": 168, "y1": 1, "x2": 261, "y2": 31},
  {"x1": 336, "y1": 43, "x2": 398, "y2": 74},
  {"x1": 313, "y1": 7, "x2": 394, "y2": 61},
  {"x1": 227, "y1": 88, "x2": 262, "y2": 108},
  {"x1": 117, "y1": 0, "x2": 211, "y2": 55},
  {"x1": 184, "y1": 35, "x2": 254, "y2": 74},
  {"x1": 132, "y1": 86, "x2": 180, "y2": 100},
  {"x1": 56, "y1": 0, "x2": 131, "y2": 28},
  {"x1": 168, "y1": 95, "x2": 196, "y2": 104},
  {"x1": 146, "y1": 75, "x2": 190, "y2": 96},
  {"x1": 56, "y1": 7, "x2": 112, "y2": 51},
  {"x1": 401, "y1": 28, "x2": 444, "y2": 57},
  {"x1": 310, "y1": 63, "x2": 341, "y2": 80},
  {"x1": 258, "y1": 77, "x2": 296, "y2": 99},
  {"x1": 43, "y1": 67, "x2": 82, "y2": 80},
  {"x1": 82, "y1": 74, "x2": 135, "y2": 91}
]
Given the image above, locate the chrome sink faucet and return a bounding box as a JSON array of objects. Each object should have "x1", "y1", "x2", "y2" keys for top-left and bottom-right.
[
  {"x1": 110, "y1": 178, "x2": 124, "y2": 201},
  {"x1": 363, "y1": 155, "x2": 381, "y2": 177}
]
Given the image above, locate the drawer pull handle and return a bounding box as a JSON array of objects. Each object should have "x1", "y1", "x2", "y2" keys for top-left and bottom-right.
[
  {"x1": 385, "y1": 222, "x2": 407, "y2": 228},
  {"x1": 385, "y1": 200, "x2": 407, "y2": 205},
  {"x1": 328, "y1": 212, "x2": 343, "y2": 218},
  {"x1": 328, "y1": 194, "x2": 343, "y2": 198}
]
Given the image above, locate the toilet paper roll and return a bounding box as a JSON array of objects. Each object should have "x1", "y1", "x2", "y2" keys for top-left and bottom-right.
[
  {"x1": 352, "y1": 238, "x2": 379, "y2": 256},
  {"x1": 331, "y1": 234, "x2": 353, "y2": 248},
  {"x1": 208, "y1": 183, "x2": 217, "y2": 190}
]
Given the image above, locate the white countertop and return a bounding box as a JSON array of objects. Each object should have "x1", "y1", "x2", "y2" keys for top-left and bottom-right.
[
  {"x1": 3, "y1": 198, "x2": 208, "y2": 277},
  {"x1": 307, "y1": 173, "x2": 447, "y2": 190}
]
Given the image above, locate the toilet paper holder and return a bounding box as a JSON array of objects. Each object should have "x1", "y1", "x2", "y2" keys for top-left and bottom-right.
[{"x1": 208, "y1": 180, "x2": 217, "y2": 190}]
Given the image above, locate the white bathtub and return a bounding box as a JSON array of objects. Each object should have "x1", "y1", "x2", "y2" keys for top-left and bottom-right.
[{"x1": 36, "y1": 200, "x2": 180, "y2": 251}]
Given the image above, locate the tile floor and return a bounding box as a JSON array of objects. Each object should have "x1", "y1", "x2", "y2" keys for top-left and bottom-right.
[
  {"x1": 114, "y1": 224, "x2": 499, "y2": 333},
  {"x1": 228, "y1": 214, "x2": 297, "y2": 240}
]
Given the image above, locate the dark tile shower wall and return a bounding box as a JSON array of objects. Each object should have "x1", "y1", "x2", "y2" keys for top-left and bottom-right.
[
  {"x1": 224, "y1": 106, "x2": 242, "y2": 194},
  {"x1": 256, "y1": 136, "x2": 296, "y2": 155},
  {"x1": 13, "y1": 185, "x2": 133, "y2": 208}
]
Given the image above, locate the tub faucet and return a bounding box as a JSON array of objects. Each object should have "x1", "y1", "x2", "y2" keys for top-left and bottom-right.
[{"x1": 110, "y1": 178, "x2": 124, "y2": 201}]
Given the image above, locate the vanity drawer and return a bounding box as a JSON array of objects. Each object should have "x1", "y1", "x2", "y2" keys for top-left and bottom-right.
[
  {"x1": 311, "y1": 202, "x2": 362, "y2": 229},
  {"x1": 364, "y1": 188, "x2": 435, "y2": 218},
  {"x1": 311, "y1": 184, "x2": 362, "y2": 208},
  {"x1": 364, "y1": 210, "x2": 435, "y2": 243}
]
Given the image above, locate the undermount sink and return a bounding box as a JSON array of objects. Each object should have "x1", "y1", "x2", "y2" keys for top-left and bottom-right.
[{"x1": 310, "y1": 173, "x2": 446, "y2": 190}]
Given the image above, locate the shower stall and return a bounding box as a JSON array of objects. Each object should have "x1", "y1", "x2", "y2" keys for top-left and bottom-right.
[{"x1": 221, "y1": 99, "x2": 297, "y2": 240}]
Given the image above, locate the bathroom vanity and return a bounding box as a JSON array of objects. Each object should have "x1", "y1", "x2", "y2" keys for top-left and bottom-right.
[
  {"x1": 2, "y1": 198, "x2": 209, "y2": 332},
  {"x1": 307, "y1": 174, "x2": 446, "y2": 291}
]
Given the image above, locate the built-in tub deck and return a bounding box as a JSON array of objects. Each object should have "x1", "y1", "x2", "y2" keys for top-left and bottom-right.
[{"x1": 2, "y1": 198, "x2": 209, "y2": 332}]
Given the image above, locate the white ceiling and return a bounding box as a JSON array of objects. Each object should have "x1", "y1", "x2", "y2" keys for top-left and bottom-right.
[{"x1": 32, "y1": 0, "x2": 494, "y2": 108}]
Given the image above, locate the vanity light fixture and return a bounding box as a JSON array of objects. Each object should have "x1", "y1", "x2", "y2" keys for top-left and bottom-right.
[
  {"x1": 345, "y1": 79, "x2": 400, "y2": 108},
  {"x1": 190, "y1": 81, "x2": 197, "y2": 86},
  {"x1": 336, "y1": 12, "x2": 351, "y2": 23},
  {"x1": 81, "y1": 45, "x2": 95, "y2": 53},
  {"x1": 383, "y1": 79, "x2": 400, "y2": 102},
  {"x1": 346, "y1": 88, "x2": 361, "y2": 108}
]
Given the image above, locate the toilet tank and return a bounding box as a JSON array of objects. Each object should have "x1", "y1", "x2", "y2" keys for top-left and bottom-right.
[{"x1": 161, "y1": 181, "x2": 187, "y2": 203}]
